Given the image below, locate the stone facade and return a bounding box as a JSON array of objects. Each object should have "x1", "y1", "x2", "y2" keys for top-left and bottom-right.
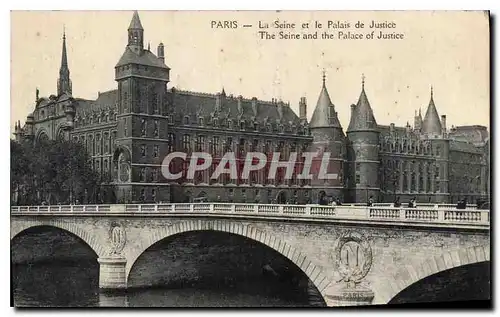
[
  {"x1": 13, "y1": 11, "x2": 490, "y2": 205},
  {"x1": 11, "y1": 212, "x2": 490, "y2": 306}
]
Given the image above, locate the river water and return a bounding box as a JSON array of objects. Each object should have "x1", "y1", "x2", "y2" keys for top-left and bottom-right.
[{"x1": 11, "y1": 228, "x2": 326, "y2": 307}]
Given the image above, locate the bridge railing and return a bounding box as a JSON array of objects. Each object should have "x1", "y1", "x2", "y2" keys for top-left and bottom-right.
[{"x1": 11, "y1": 203, "x2": 489, "y2": 227}]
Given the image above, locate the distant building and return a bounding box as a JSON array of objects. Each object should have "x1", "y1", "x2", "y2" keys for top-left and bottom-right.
[{"x1": 13, "y1": 11, "x2": 490, "y2": 205}]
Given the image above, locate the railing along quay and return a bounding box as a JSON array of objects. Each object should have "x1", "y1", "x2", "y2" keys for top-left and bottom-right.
[{"x1": 11, "y1": 203, "x2": 490, "y2": 227}]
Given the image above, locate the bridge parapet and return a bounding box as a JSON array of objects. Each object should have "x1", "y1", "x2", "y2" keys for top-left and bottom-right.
[{"x1": 11, "y1": 203, "x2": 489, "y2": 229}]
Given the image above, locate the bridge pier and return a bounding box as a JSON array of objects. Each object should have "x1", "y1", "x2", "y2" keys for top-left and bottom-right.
[
  {"x1": 97, "y1": 257, "x2": 127, "y2": 290},
  {"x1": 324, "y1": 284, "x2": 375, "y2": 307}
]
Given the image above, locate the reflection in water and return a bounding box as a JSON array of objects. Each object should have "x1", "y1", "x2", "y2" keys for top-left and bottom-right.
[
  {"x1": 13, "y1": 262, "x2": 323, "y2": 307},
  {"x1": 12, "y1": 229, "x2": 325, "y2": 307}
]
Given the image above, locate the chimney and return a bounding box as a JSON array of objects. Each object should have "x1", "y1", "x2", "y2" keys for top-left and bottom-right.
[
  {"x1": 251, "y1": 97, "x2": 258, "y2": 116},
  {"x1": 441, "y1": 115, "x2": 447, "y2": 134},
  {"x1": 157, "y1": 43, "x2": 165, "y2": 63},
  {"x1": 237, "y1": 95, "x2": 243, "y2": 114},
  {"x1": 299, "y1": 97, "x2": 307, "y2": 121}
]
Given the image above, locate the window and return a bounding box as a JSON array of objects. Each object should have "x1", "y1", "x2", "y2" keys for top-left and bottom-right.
[
  {"x1": 355, "y1": 163, "x2": 361, "y2": 184},
  {"x1": 168, "y1": 133, "x2": 175, "y2": 152},
  {"x1": 225, "y1": 137, "x2": 233, "y2": 152},
  {"x1": 96, "y1": 134, "x2": 101, "y2": 154},
  {"x1": 183, "y1": 135, "x2": 191, "y2": 152},
  {"x1": 141, "y1": 145, "x2": 146, "y2": 157},
  {"x1": 124, "y1": 118, "x2": 128, "y2": 137},
  {"x1": 184, "y1": 116, "x2": 189, "y2": 125},
  {"x1": 141, "y1": 119, "x2": 147, "y2": 137},
  {"x1": 152, "y1": 92, "x2": 158, "y2": 114},
  {"x1": 103, "y1": 133, "x2": 109, "y2": 154},
  {"x1": 211, "y1": 136, "x2": 220, "y2": 156},
  {"x1": 240, "y1": 121, "x2": 245, "y2": 130},
  {"x1": 123, "y1": 92, "x2": 128, "y2": 112},
  {"x1": 213, "y1": 118, "x2": 218, "y2": 127},
  {"x1": 228, "y1": 119, "x2": 233, "y2": 129},
  {"x1": 154, "y1": 120, "x2": 159, "y2": 138},
  {"x1": 152, "y1": 189, "x2": 157, "y2": 202},
  {"x1": 152, "y1": 168, "x2": 159, "y2": 182},
  {"x1": 140, "y1": 168, "x2": 146, "y2": 182},
  {"x1": 252, "y1": 139, "x2": 259, "y2": 151},
  {"x1": 168, "y1": 115, "x2": 173, "y2": 124},
  {"x1": 254, "y1": 122, "x2": 259, "y2": 131},
  {"x1": 196, "y1": 135, "x2": 205, "y2": 152},
  {"x1": 199, "y1": 117, "x2": 204, "y2": 126},
  {"x1": 153, "y1": 145, "x2": 159, "y2": 158},
  {"x1": 140, "y1": 189, "x2": 145, "y2": 202}
]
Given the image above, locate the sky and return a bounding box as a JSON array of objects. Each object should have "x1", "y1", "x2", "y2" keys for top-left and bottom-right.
[{"x1": 10, "y1": 10, "x2": 490, "y2": 132}]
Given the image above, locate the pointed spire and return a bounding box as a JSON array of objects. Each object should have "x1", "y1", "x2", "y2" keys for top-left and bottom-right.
[
  {"x1": 310, "y1": 71, "x2": 341, "y2": 129},
  {"x1": 61, "y1": 28, "x2": 68, "y2": 67},
  {"x1": 128, "y1": 10, "x2": 144, "y2": 30},
  {"x1": 148, "y1": 42, "x2": 150, "y2": 51},
  {"x1": 221, "y1": 87, "x2": 226, "y2": 96},
  {"x1": 421, "y1": 85, "x2": 442, "y2": 135},
  {"x1": 57, "y1": 28, "x2": 71, "y2": 95},
  {"x1": 347, "y1": 74, "x2": 377, "y2": 132}
]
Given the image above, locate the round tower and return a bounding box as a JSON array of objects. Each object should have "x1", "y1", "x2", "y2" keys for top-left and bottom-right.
[
  {"x1": 346, "y1": 75, "x2": 380, "y2": 203},
  {"x1": 308, "y1": 71, "x2": 346, "y2": 203}
]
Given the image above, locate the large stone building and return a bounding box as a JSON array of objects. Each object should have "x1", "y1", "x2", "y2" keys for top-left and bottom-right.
[{"x1": 13, "y1": 11, "x2": 490, "y2": 205}]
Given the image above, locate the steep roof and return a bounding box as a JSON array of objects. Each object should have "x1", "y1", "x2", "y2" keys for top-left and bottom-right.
[
  {"x1": 128, "y1": 11, "x2": 143, "y2": 30},
  {"x1": 171, "y1": 89, "x2": 301, "y2": 126},
  {"x1": 115, "y1": 46, "x2": 169, "y2": 69},
  {"x1": 347, "y1": 78, "x2": 377, "y2": 132},
  {"x1": 421, "y1": 87, "x2": 442, "y2": 135},
  {"x1": 309, "y1": 75, "x2": 342, "y2": 129}
]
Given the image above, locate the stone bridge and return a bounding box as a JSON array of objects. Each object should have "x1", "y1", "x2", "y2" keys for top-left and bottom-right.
[{"x1": 11, "y1": 203, "x2": 490, "y2": 306}]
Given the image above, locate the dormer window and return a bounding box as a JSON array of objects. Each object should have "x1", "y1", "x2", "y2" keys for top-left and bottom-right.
[
  {"x1": 267, "y1": 124, "x2": 272, "y2": 132},
  {"x1": 168, "y1": 115, "x2": 173, "y2": 124},
  {"x1": 240, "y1": 121, "x2": 245, "y2": 130},
  {"x1": 279, "y1": 124, "x2": 284, "y2": 133},
  {"x1": 199, "y1": 117, "x2": 204, "y2": 126},
  {"x1": 213, "y1": 118, "x2": 218, "y2": 127},
  {"x1": 254, "y1": 122, "x2": 259, "y2": 131},
  {"x1": 228, "y1": 119, "x2": 233, "y2": 129},
  {"x1": 184, "y1": 116, "x2": 189, "y2": 125}
]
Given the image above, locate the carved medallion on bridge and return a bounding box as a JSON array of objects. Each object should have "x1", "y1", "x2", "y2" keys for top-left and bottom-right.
[
  {"x1": 332, "y1": 231, "x2": 373, "y2": 286},
  {"x1": 109, "y1": 223, "x2": 126, "y2": 255}
]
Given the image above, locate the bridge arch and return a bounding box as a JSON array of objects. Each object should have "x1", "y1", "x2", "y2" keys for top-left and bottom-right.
[
  {"x1": 126, "y1": 220, "x2": 330, "y2": 300},
  {"x1": 11, "y1": 219, "x2": 107, "y2": 258},
  {"x1": 378, "y1": 244, "x2": 490, "y2": 304}
]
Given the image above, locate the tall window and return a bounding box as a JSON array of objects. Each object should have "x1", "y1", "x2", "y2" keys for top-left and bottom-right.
[
  {"x1": 196, "y1": 135, "x2": 205, "y2": 152},
  {"x1": 152, "y1": 91, "x2": 158, "y2": 114},
  {"x1": 153, "y1": 145, "x2": 159, "y2": 158},
  {"x1": 154, "y1": 120, "x2": 159, "y2": 138},
  {"x1": 95, "y1": 134, "x2": 101, "y2": 155},
  {"x1": 355, "y1": 163, "x2": 361, "y2": 184},
  {"x1": 168, "y1": 133, "x2": 175, "y2": 152},
  {"x1": 152, "y1": 168, "x2": 159, "y2": 182},
  {"x1": 103, "y1": 132, "x2": 109, "y2": 154},
  {"x1": 140, "y1": 168, "x2": 146, "y2": 182},
  {"x1": 141, "y1": 145, "x2": 146, "y2": 157},
  {"x1": 141, "y1": 119, "x2": 147, "y2": 137},
  {"x1": 183, "y1": 135, "x2": 191, "y2": 152},
  {"x1": 123, "y1": 92, "x2": 128, "y2": 112},
  {"x1": 211, "y1": 136, "x2": 220, "y2": 156}
]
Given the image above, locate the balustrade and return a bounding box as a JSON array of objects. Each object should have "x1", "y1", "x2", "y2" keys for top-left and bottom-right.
[{"x1": 10, "y1": 202, "x2": 489, "y2": 227}]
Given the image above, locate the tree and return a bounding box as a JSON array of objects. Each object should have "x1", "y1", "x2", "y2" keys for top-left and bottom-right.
[{"x1": 11, "y1": 139, "x2": 100, "y2": 205}]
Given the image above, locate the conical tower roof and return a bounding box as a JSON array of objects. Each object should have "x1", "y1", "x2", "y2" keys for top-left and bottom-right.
[
  {"x1": 128, "y1": 11, "x2": 143, "y2": 30},
  {"x1": 421, "y1": 86, "x2": 442, "y2": 135},
  {"x1": 309, "y1": 72, "x2": 341, "y2": 129},
  {"x1": 347, "y1": 75, "x2": 377, "y2": 132}
]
